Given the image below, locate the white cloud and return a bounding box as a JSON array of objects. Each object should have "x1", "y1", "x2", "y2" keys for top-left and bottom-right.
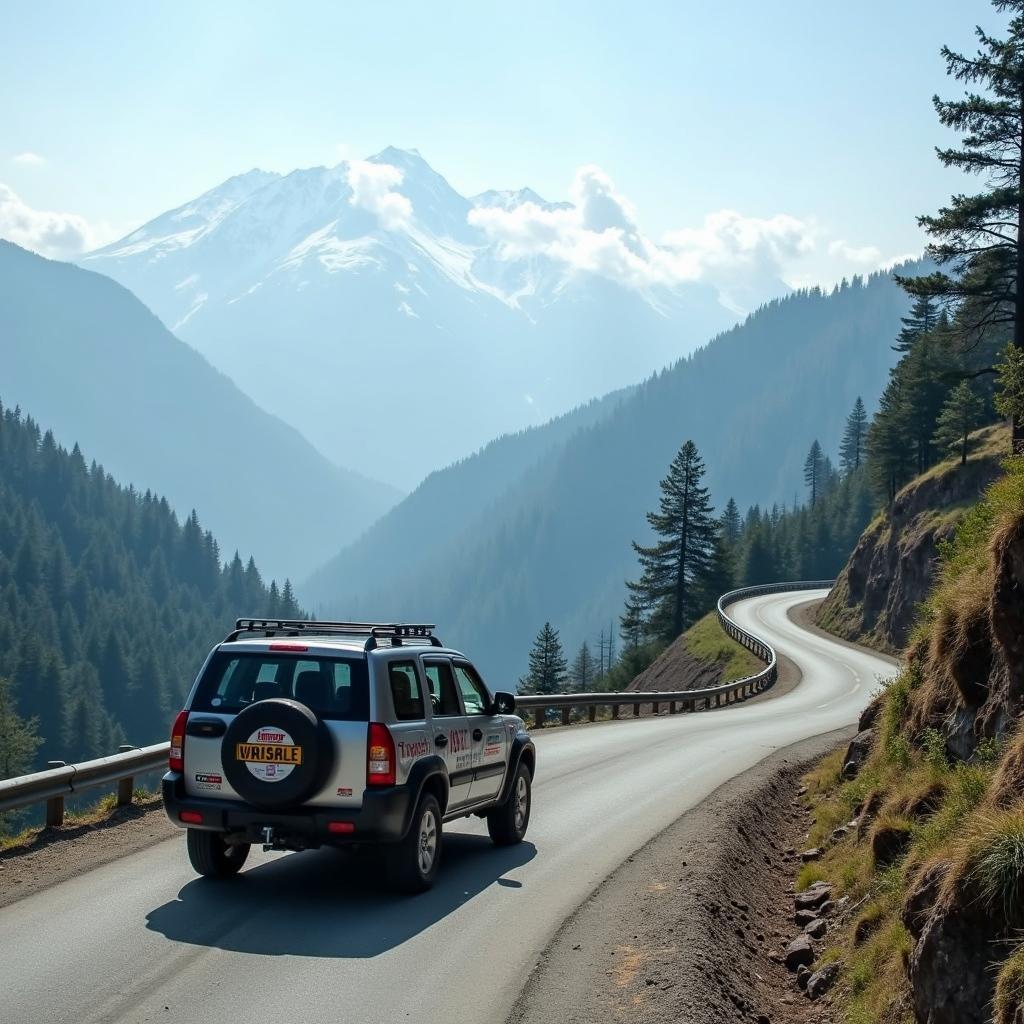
[
  {"x1": 12, "y1": 152, "x2": 45, "y2": 166},
  {"x1": 665, "y1": 210, "x2": 815, "y2": 278},
  {"x1": 346, "y1": 159, "x2": 412, "y2": 230},
  {"x1": 469, "y1": 165, "x2": 819, "y2": 302},
  {"x1": 828, "y1": 239, "x2": 882, "y2": 265},
  {"x1": 0, "y1": 183, "x2": 104, "y2": 259}
]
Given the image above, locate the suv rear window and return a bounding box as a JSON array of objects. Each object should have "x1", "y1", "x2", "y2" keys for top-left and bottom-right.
[{"x1": 192, "y1": 652, "x2": 370, "y2": 721}]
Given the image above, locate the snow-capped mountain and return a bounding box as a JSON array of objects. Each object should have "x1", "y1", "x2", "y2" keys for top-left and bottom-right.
[{"x1": 83, "y1": 148, "x2": 750, "y2": 486}]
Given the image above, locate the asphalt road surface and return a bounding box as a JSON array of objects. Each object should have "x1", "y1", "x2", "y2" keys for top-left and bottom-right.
[{"x1": 1, "y1": 591, "x2": 897, "y2": 1024}]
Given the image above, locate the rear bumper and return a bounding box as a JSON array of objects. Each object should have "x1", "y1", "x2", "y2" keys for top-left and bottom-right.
[{"x1": 161, "y1": 772, "x2": 411, "y2": 846}]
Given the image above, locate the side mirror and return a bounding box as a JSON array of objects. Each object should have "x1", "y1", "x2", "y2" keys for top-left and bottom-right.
[{"x1": 491, "y1": 691, "x2": 516, "y2": 715}]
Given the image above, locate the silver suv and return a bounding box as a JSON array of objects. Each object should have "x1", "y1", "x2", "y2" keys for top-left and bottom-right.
[{"x1": 161, "y1": 619, "x2": 535, "y2": 893}]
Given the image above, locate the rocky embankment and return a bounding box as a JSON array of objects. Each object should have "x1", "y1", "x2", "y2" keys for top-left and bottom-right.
[
  {"x1": 817, "y1": 424, "x2": 1006, "y2": 653},
  {"x1": 794, "y1": 449, "x2": 1024, "y2": 1023}
]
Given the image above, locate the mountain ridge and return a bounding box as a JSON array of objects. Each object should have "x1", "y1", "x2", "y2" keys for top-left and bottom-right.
[
  {"x1": 0, "y1": 241, "x2": 399, "y2": 581},
  {"x1": 82, "y1": 147, "x2": 746, "y2": 487}
]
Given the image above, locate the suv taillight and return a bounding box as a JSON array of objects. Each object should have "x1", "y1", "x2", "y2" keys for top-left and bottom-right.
[
  {"x1": 169, "y1": 710, "x2": 188, "y2": 772},
  {"x1": 367, "y1": 722, "x2": 396, "y2": 786}
]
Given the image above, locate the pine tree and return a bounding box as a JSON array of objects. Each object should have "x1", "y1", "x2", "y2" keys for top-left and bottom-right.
[
  {"x1": 626, "y1": 440, "x2": 718, "y2": 642},
  {"x1": 898, "y1": 2, "x2": 1024, "y2": 452},
  {"x1": 570, "y1": 642, "x2": 595, "y2": 692},
  {"x1": 934, "y1": 381, "x2": 984, "y2": 465},
  {"x1": 804, "y1": 440, "x2": 825, "y2": 508},
  {"x1": 0, "y1": 676, "x2": 41, "y2": 781},
  {"x1": 867, "y1": 377, "x2": 914, "y2": 504},
  {"x1": 619, "y1": 596, "x2": 648, "y2": 653},
  {"x1": 720, "y1": 498, "x2": 741, "y2": 544},
  {"x1": 894, "y1": 295, "x2": 938, "y2": 352},
  {"x1": 522, "y1": 623, "x2": 568, "y2": 695},
  {"x1": 839, "y1": 398, "x2": 869, "y2": 473}
]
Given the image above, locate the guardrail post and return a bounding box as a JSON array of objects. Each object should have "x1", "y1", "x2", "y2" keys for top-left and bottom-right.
[
  {"x1": 633, "y1": 703, "x2": 640, "y2": 717},
  {"x1": 612, "y1": 704, "x2": 620, "y2": 719},
  {"x1": 116, "y1": 745, "x2": 136, "y2": 806},
  {"x1": 45, "y1": 761, "x2": 66, "y2": 827},
  {"x1": 652, "y1": 701, "x2": 659, "y2": 715},
  {"x1": 588, "y1": 706, "x2": 596, "y2": 723},
  {"x1": 561, "y1": 708, "x2": 570, "y2": 727},
  {"x1": 534, "y1": 707, "x2": 544, "y2": 729},
  {"x1": 688, "y1": 699, "x2": 695, "y2": 713},
  {"x1": 670, "y1": 700, "x2": 677, "y2": 714},
  {"x1": 715, "y1": 693, "x2": 721, "y2": 707}
]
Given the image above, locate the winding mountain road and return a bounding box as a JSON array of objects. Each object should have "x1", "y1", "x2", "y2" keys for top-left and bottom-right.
[{"x1": 1, "y1": 591, "x2": 896, "y2": 1024}]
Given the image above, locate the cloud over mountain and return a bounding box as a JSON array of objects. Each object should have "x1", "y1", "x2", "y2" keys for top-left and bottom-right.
[
  {"x1": 80, "y1": 148, "x2": 892, "y2": 486},
  {"x1": 346, "y1": 159, "x2": 412, "y2": 228},
  {"x1": 0, "y1": 183, "x2": 104, "y2": 259}
]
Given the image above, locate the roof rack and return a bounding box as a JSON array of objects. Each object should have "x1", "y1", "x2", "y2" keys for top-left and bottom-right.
[{"x1": 224, "y1": 618, "x2": 443, "y2": 650}]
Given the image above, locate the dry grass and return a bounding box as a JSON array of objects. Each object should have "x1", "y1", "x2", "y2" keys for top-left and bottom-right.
[
  {"x1": 0, "y1": 789, "x2": 155, "y2": 852},
  {"x1": 995, "y1": 942, "x2": 1024, "y2": 1024}
]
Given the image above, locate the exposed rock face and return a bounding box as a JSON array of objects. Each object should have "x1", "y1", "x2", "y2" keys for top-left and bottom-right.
[
  {"x1": 906, "y1": 873, "x2": 1022, "y2": 1024},
  {"x1": 817, "y1": 428, "x2": 1004, "y2": 652},
  {"x1": 841, "y1": 728, "x2": 874, "y2": 779}
]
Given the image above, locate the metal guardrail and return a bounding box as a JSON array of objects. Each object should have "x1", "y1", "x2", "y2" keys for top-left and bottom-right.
[
  {"x1": 0, "y1": 743, "x2": 168, "y2": 827},
  {"x1": 0, "y1": 581, "x2": 833, "y2": 823},
  {"x1": 515, "y1": 580, "x2": 835, "y2": 728}
]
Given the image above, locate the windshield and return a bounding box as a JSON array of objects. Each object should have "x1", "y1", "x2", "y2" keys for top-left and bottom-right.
[{"x1": 192, "y1": 651, "x2": 370, "y2": 721}]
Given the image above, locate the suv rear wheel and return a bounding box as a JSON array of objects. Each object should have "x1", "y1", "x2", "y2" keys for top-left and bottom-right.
[
  {"x1": 186, "y1": 829, "x2": 250, "y2": 878},
  {"x1": 387, "y1": 792, "x2": 442, "y2": 894},
  {"x1": 487, "y1": 762, "x2": 531, "y2": 846}
]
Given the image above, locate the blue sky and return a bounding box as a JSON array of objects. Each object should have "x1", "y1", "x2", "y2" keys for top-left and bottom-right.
[{"x1": 0, "y1": 0, "x2": 999, "y2": 286}]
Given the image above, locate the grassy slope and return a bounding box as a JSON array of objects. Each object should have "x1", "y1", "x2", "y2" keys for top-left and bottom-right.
[
  {"x1": 799, "y1": 454, "x2": 1024, "y2": 1024},
  {"x1": 682, "y1": 612, "x2": 764, "y2": 681}
]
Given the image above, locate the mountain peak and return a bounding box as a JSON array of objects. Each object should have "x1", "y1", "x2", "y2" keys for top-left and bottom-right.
[
  {"x1": 368, "y1": 146, "x2": 429, "y2": 170},
  {"x1": 471, "y1": 187, "x2": 561, "y2": 211}
]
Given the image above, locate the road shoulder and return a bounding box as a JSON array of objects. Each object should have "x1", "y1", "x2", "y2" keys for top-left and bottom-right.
[
  {"x1": 787, "y1": 598, "x2": 900, "y2": 668},
  {"x1": 0, "y1": 800, "x2": 176, "y2": 910},
  {"x1": 507, "y1": 729, "x2": 852, "y2": 1024}
]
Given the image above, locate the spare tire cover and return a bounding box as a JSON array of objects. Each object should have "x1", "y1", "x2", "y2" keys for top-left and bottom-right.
[{"x1": 222, "y1": 698, "x2": 333, "y2": 809}]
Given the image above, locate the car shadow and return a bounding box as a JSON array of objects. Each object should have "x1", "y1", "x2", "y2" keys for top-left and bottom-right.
[{"x1": 145, "y1": 833, "x2": 537, "y2": 958}]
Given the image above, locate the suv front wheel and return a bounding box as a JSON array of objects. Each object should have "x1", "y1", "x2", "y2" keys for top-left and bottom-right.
[
  {"x1": 387, "y1": 792, "x2": 442, "y2": 894},
  {"x1": 186, "y1": 829, "x2": 250, "y2": 878},
  {"x1": 487, "y1": 762, "x2": 531, "y2": 846}
]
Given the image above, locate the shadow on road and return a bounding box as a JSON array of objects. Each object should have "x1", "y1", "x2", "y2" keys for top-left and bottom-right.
[{"x1": 145, "y1": 833, "x2": 537, "y2": 957}]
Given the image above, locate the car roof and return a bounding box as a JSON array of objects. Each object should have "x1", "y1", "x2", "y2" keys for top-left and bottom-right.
[{"x1": 217, "y1": 638, "x2": 467, "y2": 659}]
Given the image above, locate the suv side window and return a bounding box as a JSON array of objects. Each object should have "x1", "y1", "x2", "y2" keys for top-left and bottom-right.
[
  {"x1": 453, "y1": 662, "x2": 490, "y2": 715},
  {"x1": 423, "y1": 661, "x2": 461, "y2": 716},
  {"x1": 389, "y1": 661, "x2": 425, "y2": 721}
]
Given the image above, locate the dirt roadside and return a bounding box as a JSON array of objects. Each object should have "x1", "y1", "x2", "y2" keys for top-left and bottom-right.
[
  {"x1": 507, "y1": 728, "x2": 852, "y2": 1024},
  {"x1": 0, "y1": 799, "x2": 177, "y2": 910}
]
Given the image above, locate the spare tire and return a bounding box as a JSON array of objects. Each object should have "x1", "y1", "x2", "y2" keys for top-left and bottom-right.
[{"x1": 222, "y1": 698, "x2": 333, "y2": 809}]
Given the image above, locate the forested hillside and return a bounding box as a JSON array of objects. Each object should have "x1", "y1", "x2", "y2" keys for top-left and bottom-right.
[
  {"x1": 0, "y1": 241, "x2": 398, "y2": 582},
  {"x1": 305, "y1": 265, "x2": 916, "y2": 684},
  {"x1": 0, "y1": 403, "x2": 297, "y2": 777}
]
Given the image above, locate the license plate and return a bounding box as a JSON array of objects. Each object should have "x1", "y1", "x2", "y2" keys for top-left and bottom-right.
[{"x1": 236, "y1": 742, "x2": 303, "y2": 765}]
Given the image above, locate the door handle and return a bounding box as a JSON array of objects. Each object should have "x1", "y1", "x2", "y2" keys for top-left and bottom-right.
[
  {"x1": 472, "y1": 729, "x2": 483, "y2": 742},
  {"x1": 434, "y1": 734, "x2": 448, "y2": 748}
]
